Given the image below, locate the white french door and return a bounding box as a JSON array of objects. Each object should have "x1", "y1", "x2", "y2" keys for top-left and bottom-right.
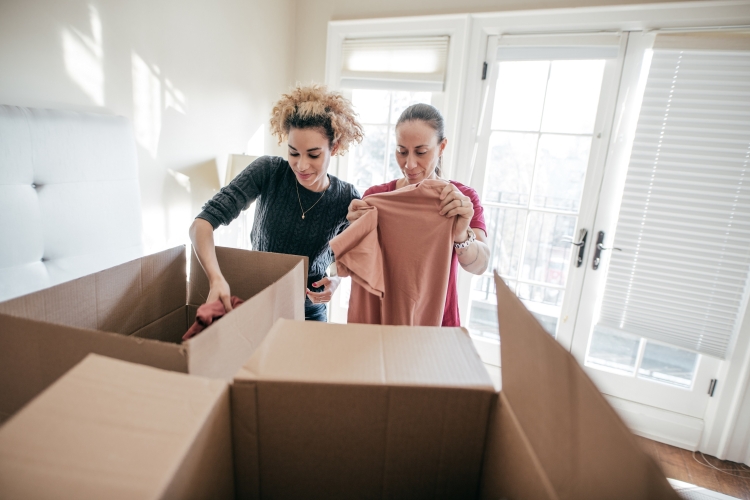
[
  {"x1": 467, "y1": 31, "x2": 731, "y2": 432},
  {"x1": 467, "y1": 32, "x2": 626, "y2": 345}
]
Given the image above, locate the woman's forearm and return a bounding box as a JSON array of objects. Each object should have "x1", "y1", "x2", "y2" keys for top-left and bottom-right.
[
  {"x1": 188, "y1": 218, "x2": 225, "y2": 284},
  {"x1": 457, "y1": 239, "x2": 490, "y2": 275}
]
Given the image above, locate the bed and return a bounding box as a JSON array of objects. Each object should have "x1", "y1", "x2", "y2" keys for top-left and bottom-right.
[{"x1": 0, "y1": 105, "x2": 143, "y2": 301}]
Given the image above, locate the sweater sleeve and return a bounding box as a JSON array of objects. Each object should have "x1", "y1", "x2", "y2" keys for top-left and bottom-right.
[{"x1": 196, "y1": 156, "x2": 275, "y2": 229}]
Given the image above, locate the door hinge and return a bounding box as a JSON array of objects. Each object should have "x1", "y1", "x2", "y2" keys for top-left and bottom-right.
[
  {"x1": 481, "y1": 62, "x2": 488, "y2": 80},
  {"x1": 708, "y1": 379, "x2": 718, "y2": 397}
]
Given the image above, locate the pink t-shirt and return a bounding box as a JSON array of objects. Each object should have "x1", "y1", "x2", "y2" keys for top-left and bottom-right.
[
  {"x1": 364, "y1": 179, "x2": 487, "y2": 327},
  {"x1": 331, "y1": 180, "x2": 456, "y2": 326}
]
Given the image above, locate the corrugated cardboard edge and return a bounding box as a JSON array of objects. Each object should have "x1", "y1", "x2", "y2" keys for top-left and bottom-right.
[
  {"x1": 490, "y1": 272, "x2": 680, "y2": 500},
  {"x1": 185, "y1": 260, "x2": 306, "y2": 380}
]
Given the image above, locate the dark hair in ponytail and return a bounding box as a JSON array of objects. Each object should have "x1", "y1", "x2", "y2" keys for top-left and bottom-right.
[{"x1": 395, "y1": 103, "x2": 446, "y2": 177}]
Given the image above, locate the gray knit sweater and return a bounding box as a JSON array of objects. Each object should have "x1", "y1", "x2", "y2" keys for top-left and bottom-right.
[{"x1": 196, "y1": 155, "x2": 360, "y2": 290}]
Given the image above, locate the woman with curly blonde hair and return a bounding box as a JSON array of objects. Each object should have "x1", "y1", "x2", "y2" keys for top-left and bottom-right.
[{"x1": 190, "y1": 84, "x2": 364, "y2": 321}]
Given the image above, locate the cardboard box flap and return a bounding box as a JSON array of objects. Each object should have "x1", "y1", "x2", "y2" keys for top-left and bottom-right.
[
  {"x1": 490, "y1": 272, "x2": 679, "y2": 499},
  {"x1": 0, "y1": 246, "x2": 186, "y2": 336},
  {"x1": 0, "y1": 354, "x2": 233, "y2": 499},
  {"x1": 236, "y1": 319, "x2": 494, "y2": 390},
  {"x1": 186, "y1": 260, "x2": 306, "y2": 380},
  {"x1": 189, "y1": 246, "x2": 308, "y2": 305},
  {"x1": 0, "y1": 313, "x2": 190, "y2": 420}
]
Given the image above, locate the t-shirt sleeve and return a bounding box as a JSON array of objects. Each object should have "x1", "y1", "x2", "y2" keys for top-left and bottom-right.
[
  {"x1": 329, "y1": 207, "x2": 384, "y2": 297},
  {"x1": 460, "y1": 184, "x2": 488, "y2": 235},
  {"x1": 196, "y1": 156, "x2": 274, "y2": 229}
]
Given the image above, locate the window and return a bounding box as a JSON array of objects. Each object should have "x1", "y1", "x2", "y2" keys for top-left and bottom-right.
[{"x1": 347, "y1": 89, "x2": 432, "y2": 192}]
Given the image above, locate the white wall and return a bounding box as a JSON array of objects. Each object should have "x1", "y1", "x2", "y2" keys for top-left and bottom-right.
[{"x1": 0, "y1": 0, "x2": 294, "y2": 254}]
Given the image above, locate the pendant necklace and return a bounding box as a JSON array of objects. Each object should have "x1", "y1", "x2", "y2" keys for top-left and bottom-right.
[{"x1": 295, "y1": 179, "x2": 327, "y2": 220}]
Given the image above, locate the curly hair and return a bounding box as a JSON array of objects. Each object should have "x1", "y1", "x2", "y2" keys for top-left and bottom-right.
[{"x1": 269, "y1": 84, "x2": 364, "y2": 156}]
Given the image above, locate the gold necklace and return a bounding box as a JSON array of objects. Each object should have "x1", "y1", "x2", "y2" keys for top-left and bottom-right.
[{"x1": 295, "y1": 179, "x2": 327, "y2": 220}]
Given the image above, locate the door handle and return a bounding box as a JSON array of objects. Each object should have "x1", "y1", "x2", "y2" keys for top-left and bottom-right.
[
  {"x1": 572, "y1": 228, "x2": 588, "y2": 268},
  {"x1": 592, "y1": 231, "x2": 621, "y2": 270}
]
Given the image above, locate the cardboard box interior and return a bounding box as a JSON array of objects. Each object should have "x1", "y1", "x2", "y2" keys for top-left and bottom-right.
[
  {"x1": 0, "y1": 354, "x2": 234, "y2": 500},
  {"x1": 232, "y1": 319, "x2": 496, "y2": 499},
  {"x1": 0, "y1": 245, "x2": 306, "y2": 421}
]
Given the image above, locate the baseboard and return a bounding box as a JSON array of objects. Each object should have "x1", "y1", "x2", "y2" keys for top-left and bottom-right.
[{"x1": 604, "y1": 395, "x2": 704, "y2": 450}]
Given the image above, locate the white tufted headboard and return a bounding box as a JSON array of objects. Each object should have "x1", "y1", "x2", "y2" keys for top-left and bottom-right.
[{"x1": 0, "y1": 105, "x2": 143, "y2": 301}]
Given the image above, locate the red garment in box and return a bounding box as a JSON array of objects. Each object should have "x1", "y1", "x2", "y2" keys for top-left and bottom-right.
[
  {"x1": 183, "y1": 296, "x2": 244, "y2": 341},
  {"x1": 330, "y1": 179, "x2": 456, "y2": 326}
]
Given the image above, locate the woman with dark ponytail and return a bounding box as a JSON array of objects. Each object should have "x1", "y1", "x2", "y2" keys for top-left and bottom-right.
[{"x1": 346, "y1": 103, "x2": 490, "y2": 327}]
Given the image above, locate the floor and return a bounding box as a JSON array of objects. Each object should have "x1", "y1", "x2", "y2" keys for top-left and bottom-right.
[{"x1": 637, "y1": 436, "x2": 750, "y2": 499}]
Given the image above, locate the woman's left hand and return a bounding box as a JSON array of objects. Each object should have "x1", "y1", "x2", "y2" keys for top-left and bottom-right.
[
  {"x1": 438, "y1": 183, "x2": 474, "y2": 242},
  {"x1": 306, "y1": 277, "x2": 341, "y2": 304}
]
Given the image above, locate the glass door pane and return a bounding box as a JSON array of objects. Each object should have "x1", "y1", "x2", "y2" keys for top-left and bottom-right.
[{"x1": 469, "y1": 57, "x2": 606, "y2": 340}]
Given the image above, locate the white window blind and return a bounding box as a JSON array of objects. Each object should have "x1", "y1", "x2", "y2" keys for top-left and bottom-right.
[
  {"x1": 495, "y1": 33, "x2": 621, "y2": 61},
  {"x1": 596, "y1": 33, "x2": 750, "y2": 359},
  {"x1": 340, "y1": 36, "x2": 449, "y2": 92}
]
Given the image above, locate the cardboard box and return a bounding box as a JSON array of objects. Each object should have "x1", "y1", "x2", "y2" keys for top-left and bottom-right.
[
  {"x1": 0, "y1": 245, "x2": 306, "y2": 421},
  {"x1": 478, "y1": 272, "x2": 679, "y2": 500},
  {"x1": 0, "y1": 354, "x2": 234, "y2": 499},
  {"x1": 232, "y1": 319, "x2": 496, "y2": 499},
  {"x1": 230, "y1": 272, "x2": 679, "y2": 499}
]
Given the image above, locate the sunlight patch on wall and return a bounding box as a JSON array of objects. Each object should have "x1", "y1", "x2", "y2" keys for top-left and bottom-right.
[
  {"x1": 165, "y1": 78, "x2": 186, "y2": 114},
  {"x1": 168, "y1": 168, "x2": 191, "y2": 193},
  {"x1": 246, "y1": 124, "x2": 265, "y2": 156},
  {"x1": 132, "y1": 53, "x2": 188, "y2": 158},
  {"x1": 62, "y1": 5, "x2": 104, "y2": 105},
  {"x1": 132, "y1": 52, "x2": 162, "y2": 158}
]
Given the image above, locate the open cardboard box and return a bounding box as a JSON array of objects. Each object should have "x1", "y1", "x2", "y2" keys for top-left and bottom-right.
[
  {"x1": 0, "y1": 353, "x2": 234, "y2": 499},
  {"x1": 230, "y1": 272, "x2": 680, "y2": 499},
  {"x1": 477, "y1": 273, "x2": 679, "y2": 499},
  {"x1": 232, "y1": 319, "x2": 496, "y2": 498},
  {"x1": 0, "y1": 245, "x2": 306, "y2": 422}
]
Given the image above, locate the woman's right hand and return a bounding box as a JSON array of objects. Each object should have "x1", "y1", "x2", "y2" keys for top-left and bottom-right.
[
  {"x1": 346, "y1": 199, "x2": 370, "y2": 223},
  {"x1": 207, "y1": 276, "x2": 233, "y2": 312}
]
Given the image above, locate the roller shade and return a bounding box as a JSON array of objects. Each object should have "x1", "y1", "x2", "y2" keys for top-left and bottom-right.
[
  {"x1": 496, "y1": 33, "x2": 621, "y2": 61},
  {"x1": 340, "y1": 36, "x2": 449, "y2": 92},
  {"x1": 596, "y1": 32, "x2": 750, "y2": 359}
]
